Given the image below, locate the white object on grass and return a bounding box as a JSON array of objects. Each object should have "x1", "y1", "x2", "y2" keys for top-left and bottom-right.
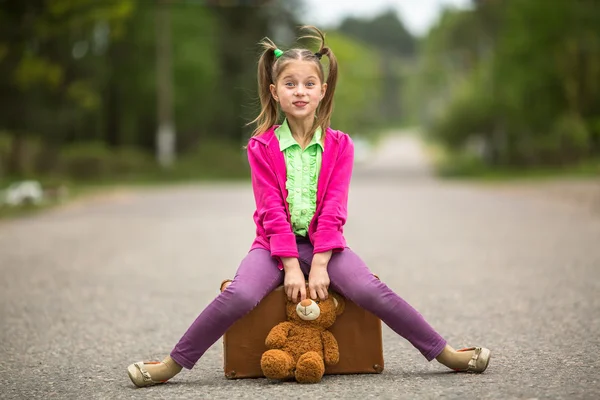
[{"x1": 3, "y1": 180, "x2": 44, "y2": 206}]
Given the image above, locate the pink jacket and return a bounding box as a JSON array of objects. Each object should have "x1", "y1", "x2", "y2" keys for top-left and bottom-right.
[{"x1": 247, "y1": 125, "x2": 354, "y2": 269}]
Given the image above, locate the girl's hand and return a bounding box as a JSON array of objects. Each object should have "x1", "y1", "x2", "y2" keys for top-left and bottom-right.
[
  {"x1": 309, "y1": 251, "x2": 332, "y2": 300},
  {"x1": 308, "y1": 265, "x2": 330, "y2": 300},
  {"x1": 282, "y1": 257, "x2": 306, "y2": 302}
]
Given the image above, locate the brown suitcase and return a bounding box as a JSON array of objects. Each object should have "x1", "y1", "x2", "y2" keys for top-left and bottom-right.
[{"x1": 220, "y1": 279, "x2": 384, "y2": 379}]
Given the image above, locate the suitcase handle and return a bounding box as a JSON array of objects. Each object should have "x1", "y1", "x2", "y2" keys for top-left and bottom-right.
[{"x1": 220, "y1": 279, "x2": 232, "y2": 292}]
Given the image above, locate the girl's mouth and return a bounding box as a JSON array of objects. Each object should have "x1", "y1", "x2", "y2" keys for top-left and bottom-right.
[{"x1": 293, "y1": 101, "x2": 308, "y2": 107}]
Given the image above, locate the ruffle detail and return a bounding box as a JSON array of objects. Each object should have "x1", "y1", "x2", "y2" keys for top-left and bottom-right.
[{"x1": 284, "y1": 143, "x2": 321, "y2": 236}]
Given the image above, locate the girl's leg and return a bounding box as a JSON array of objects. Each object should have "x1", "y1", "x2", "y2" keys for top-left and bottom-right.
[
  {"x1": 128, "y1": 248, "x2": 283, "y2": 387},
  {"x1": 170, "y1": 248, "x2": 283, "y2": 369},
  {"x1": 297, "y1": 243, "x2": 490, "y2": 371},
  {"x1": 297, "y1": 243, "x2": 446, "y2": 361}
]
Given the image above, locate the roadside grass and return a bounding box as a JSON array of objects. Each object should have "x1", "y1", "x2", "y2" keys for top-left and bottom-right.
[
  {"x1": 423, "y1": 140, "x2": 600, "y2": 183},
  {"x1": 0, "y1": 141, "x2": 250, "y2": 220}
]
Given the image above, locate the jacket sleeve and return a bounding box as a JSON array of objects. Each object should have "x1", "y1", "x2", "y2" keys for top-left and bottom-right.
[
  {"x1": 247, "y1": 140, "x2": 299, "y2": 258},
  {"x1": 312, "y1": 134, "x2": 354, "y2": 254}
]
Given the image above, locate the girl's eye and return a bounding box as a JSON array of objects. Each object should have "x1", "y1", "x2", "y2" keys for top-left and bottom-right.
[
  {"x1": 307, "y1": 82, "x2": 315, "y2": 87},
  {"x1": 285, "y1": 82, "x2": 294, "y2": 87}
]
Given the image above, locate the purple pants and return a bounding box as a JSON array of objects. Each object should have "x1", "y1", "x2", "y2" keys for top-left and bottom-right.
[{"x1": 170, "y1": 239, "x2": 447, "y2": 369}]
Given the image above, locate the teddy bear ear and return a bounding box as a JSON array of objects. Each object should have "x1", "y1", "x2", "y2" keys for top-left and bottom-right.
[{"x1": 332, "y1": 292, "x2": 345, "y2": 316}]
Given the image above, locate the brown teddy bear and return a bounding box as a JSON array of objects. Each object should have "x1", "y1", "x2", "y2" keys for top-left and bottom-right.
[{"x1": 260, "y1": 287, "x2": 346, "y2": 383}]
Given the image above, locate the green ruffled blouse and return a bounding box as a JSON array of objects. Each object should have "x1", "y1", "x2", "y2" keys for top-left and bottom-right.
[{"x1": 275, "y1": 119, "x2": 323, "y2": 237}]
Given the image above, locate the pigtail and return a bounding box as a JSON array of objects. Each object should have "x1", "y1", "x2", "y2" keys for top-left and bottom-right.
[
  {"x1": 249, "y1": 38, "x2": 280, "y2": 137},
  {"x1": 299, "y1": 26, "x2": 338, "y2": 135}
]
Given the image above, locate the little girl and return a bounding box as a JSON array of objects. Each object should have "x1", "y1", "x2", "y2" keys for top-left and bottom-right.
[{"x1": 127, "y1": 26, "x2": 490, "y2": 387}]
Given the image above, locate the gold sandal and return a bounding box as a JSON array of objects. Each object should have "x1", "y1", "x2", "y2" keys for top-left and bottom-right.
[
  {"x1": 456, "y1": 347, "x2": 491, "y2": 373},
  {"x1": 127, "y1": 361, "x2": 167, "y2": 388}
]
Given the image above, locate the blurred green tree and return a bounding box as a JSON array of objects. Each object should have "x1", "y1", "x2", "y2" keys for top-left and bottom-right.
[
  {"x1": 0, "y1": 0, "x2": 299, "y2": 178},
  {"x1": 408, "y1": 0, "x2": 600, "y2": 168},
  {"x1": 0, "y1": 0, "x2": 134, "y2": 175},
  {"x1": 338, "y1": 9, "x2": 415, "y2": 58},
  {"x1": 338, "y1": 10, "x2": 416, "y2": 123},
  {"x1": 0, "y1": 0, "x2": 418, "y2": 182}
]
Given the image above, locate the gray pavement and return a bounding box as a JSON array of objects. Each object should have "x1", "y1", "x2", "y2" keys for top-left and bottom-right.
[{"x1": 1, "y1": 133, "x2": 599, "y2": 399}]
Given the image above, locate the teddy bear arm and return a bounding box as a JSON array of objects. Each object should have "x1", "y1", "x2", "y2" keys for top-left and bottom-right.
[
  {"x1": 265, "y1": 321, "x2": 293, "y2": 349},
  {"x1": 321, "y1": 330, "x2": 340, "y2": 365}
]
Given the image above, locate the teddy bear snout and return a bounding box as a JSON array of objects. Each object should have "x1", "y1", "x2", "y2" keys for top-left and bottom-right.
[{"x1": 296, "y1": 299, "x2": 321, "y2": 321}]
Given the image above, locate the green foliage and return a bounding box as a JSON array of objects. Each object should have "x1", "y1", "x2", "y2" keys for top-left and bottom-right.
[
  {"x1": 409, "y1": 0, "x2": 600, "y2": 172},
  {"x1": 0, "y1": 0, "x2": 296, "y2": 178},
  {"x1": 325, "y1": 32, "x2": 384, "y2": 135},
  {"x1": 431, "y1": 138, "x2": 600, "y2": 180},
  {"x1": 437, "y1": 153, "x2": 600, "y2": 180},
  {"x1": 546, "y1": 113, "x2": 591, "y2": 162},
  {"x1": 338, "y1": 10, "x2": 415, "y2": 57},
  {"x1": 171, "y1": 5, "x2": 220, "y2": 147},
  {"x1": 0, "y1": 133, "x2": 12, "y2": 177},
  {"x1": 429, "y1": 70, "x2": 495, "y2": 150},
  {"x1": 14, "y1": 56, "x2": 64, "y2": 90},
  {"x1": 166, "y1": 141, "x2": 249, "y2": 181},
  {"x1": 0, "y1": 0, "x2": 136, "y2": 151},
  {"x1": 111, "y1": 147, "x2": 153, "y2": 176},
  {"x1": 59, "y1": 142, "x2": 114, "y2": 180},
  {"x1": 334, "y1": 10, "x2": 415, "y2": 129},
  {"x1": 0, "y1": 1, "x2": 420, "y2": 187}
]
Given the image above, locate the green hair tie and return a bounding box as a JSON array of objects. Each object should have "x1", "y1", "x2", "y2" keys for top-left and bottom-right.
[{"x1": 274, "y1": 48, "x2": 283, "y2": 59}]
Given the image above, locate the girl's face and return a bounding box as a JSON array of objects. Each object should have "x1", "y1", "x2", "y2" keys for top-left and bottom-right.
[{"x1": 270, "y1": 60, "x2": 327, "y2": 123}]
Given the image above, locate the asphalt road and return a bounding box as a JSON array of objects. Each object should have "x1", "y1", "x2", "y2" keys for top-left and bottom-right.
[{"x1": 1, "y1": 134, "x2": 599, "y2": 399}]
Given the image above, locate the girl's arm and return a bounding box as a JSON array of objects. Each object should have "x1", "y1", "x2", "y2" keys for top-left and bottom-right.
[
  {"x1": 312, "y1": 134, "x2": 354, "y2": 254},
  {"x1": 247, "y1": 140, "x2": 298, "y2": 259}
]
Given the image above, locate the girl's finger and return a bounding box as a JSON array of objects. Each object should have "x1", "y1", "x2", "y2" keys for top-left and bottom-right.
[
  {"x1": 300, "y1": 285, "x2": 307, "y2": 301},
  {"x1": 309, "y1": 286, "x2": 318, "y2": 300},
  {"x1": 318, "y1": 287, "x2": 328, "y2": 300},
  {"x1": 292, "y1": 287, "x2": 300, "y2": 303}
]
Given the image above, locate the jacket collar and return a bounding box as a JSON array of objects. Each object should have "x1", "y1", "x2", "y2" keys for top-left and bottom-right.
[
  {"x1": 252, "y1": 125, "x2": 334, "y2": 149},
  {"x1": 275, "y1": 119, "x2": 324, "y2": 152}
]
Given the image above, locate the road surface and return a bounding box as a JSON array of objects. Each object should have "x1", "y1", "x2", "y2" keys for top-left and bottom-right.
[{"x1": 1, "y1": 133, "x2": 599, "y2": 399}]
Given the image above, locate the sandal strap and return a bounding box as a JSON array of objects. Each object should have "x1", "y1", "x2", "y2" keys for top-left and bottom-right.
[
  {"x1": 466, "y1": 347, "x2": 482, "y2": 371},
  {"x1": 134, "y1": 362, "x2": 154, "y2": 383}
]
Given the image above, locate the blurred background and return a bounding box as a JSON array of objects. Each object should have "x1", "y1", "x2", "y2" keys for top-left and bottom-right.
[{"x1": 0, "y1": 0, "x2": 599, "y2": 213}]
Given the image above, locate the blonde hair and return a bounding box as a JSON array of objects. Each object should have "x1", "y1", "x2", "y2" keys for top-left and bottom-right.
[{"x1": 249, "y1": 26, "x2": 338, "y2": 138}]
